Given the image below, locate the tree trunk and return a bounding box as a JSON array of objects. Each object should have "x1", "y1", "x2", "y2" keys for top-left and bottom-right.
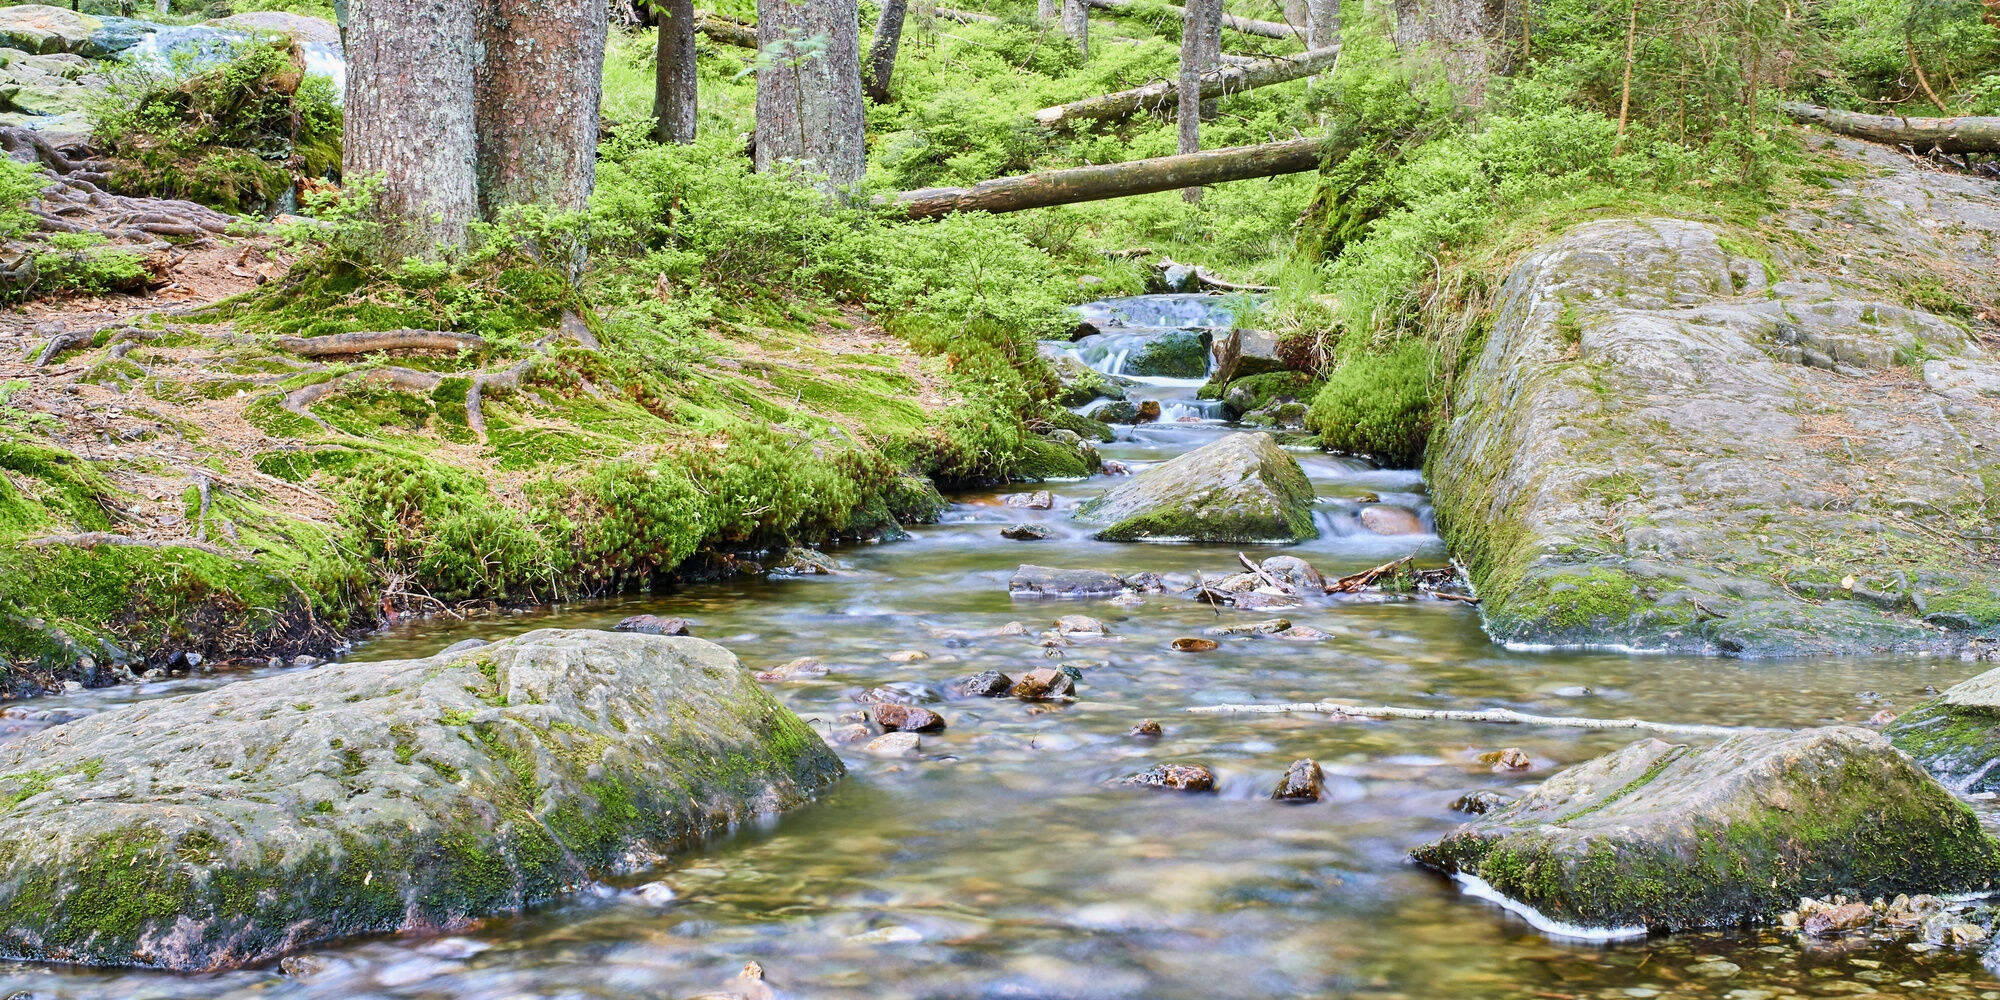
[
  {"x1": 1179, "y1": 0, "x2": 1220, "y2": 202},
  {"x1": 1081, "y1": 0, "x2": 1295, "y2": 39},
  {"x1": 891, "y1": 137, "x2": 1322, "y2": 219},
  {"x1": 865, "y1": 0, "x2": 907, "y2": 104},
  {"x1": 654, "y1": 0, "x2": 698, "y2": 143},
  {"x1": 1036, "y1": 46, "x2": 1341, "y2": 129},
  {"x1": 1393, "y1": 0, "x2": 1512, "y2": 101},
  {"x1": 754, "y1": 0, "x2": 867, "y2": 188},
  {"x1": 1304, "y1": 0, "x2": 1337, "y2": 48},
  {"x1": 1060, "y1": 0, "x2": 1089, "y2": 58},
  {"x1": 1039, "y1": 0, "x2": 1056, "y2": 19},
  {"x1": 1778, "y1": 102, "x2": 2000, "y2": 154},
  {"x1": 344, "y1": 0, "x2": 478, "y2": 258},
  {"x1": 473, "y1": 0, "x2": 607, "y2": 220}
]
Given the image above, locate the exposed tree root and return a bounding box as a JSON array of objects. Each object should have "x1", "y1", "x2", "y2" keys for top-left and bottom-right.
[
  {"x1": 466, "y1": 358, "x2": 541, "y2": 440},
  {"x1": 282, "y1": 367, "x2": 446, "y2": 431},
  {"x1": 1184, "y1": 701, "x2": 1781, "y2": 737},
  {"x1": 21, "y1": 532, "x2": 245, "y2": 559},
  {"x1": 275, "y1": 329, "x2": 490, "y2": 357}
]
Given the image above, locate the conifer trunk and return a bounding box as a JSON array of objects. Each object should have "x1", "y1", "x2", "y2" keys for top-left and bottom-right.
[
  {"x1": 865, "y1": 0, "x2": 908, "y2": 103},
  {"x1": 473, "y1": 0, "x2": 607, "y2": 217},
  {"x1": 1304, "y1": 0, "x2": 1337, "y2": 47},
  {"x1": 1039, "y1": 0, "x2": 1056, "y2": 19},
  {"x1": 654, "y1": 0, "x2": 698, "y2": 143},
  {"x1": 754, "y1": 0, "x2": 867, "y2": 186},
  {"x1": 344, "y1": 0, "x2": 479, "y2": 258},
  {"x1": 1179, "y1": 0, "x2": 1221, "y2": 202},
  {"x1": 1061, "y1": 0, "x2": 1089, "y2": 58}
]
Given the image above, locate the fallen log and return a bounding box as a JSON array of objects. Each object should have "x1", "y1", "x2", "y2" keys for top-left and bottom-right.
[
  {"x1": 1185, "y1": 701, "x2": 1782, "y2": 737},
  {"x1": 1778, "y1": 102, "x2": 2000, "y2": 154},
  {"x1": 274, "y1": 329, "x2": 488, "y2": 357},
  {"x1": 936, "y1": 6, "x2": 999, "y2": 22},
  {"x1": 695, "y1": 10, "x2": 757, "y2": 47},
  {"x1": 1081, "y1": 0, "x2": 1296, "y2": 38},
  {"x1": 1036, "y1": 45, "x2": 1339, "y2": 128},
  {"x1": 889, "y1": 136, "x2": 1321, "y2": 219}
]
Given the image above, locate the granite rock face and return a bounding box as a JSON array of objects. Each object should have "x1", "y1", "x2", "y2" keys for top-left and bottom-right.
[
  {"x1": 1414, "y1": 727, "x2": 2000, "y2": 930},
  {"x1": 1430, "y1": 141, "x2": 2000, "y2": 655},
  {"x1": 0, "y1": 629, "x2": 843, "y2": 970}
]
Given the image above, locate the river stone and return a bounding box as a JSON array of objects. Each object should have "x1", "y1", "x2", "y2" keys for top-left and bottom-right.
[
  {"x1": 1884, "y1": 665, "x2": 2000, "y2": 793},
  {"x1": 1357, "y1": 505, "x2": 1426, "y2": 536},
  {"x1": 0, "y1": 629, "x2": 842, "y2": 970},
  {"x1": 1208, "y1": 328, "x2": 1288, "y2": 384},
  {"x1": 1075, "y1": 432, "x2": 1318, "y2": 543},
  {"x1": 1271, "y1": 758, "x2": 1323, "y2": 802},
  {"x1": 1429, "y1": 157, "x2": 2000, "y2": 655},
  {"x1": 0, "y1": 6, "x2": 100, "y2": 54},
  {"x1": 1123, "y1": 329, "x2": 1211, "y2": 378},
  {"x1": 1411, "y1": 727, "x2": 2000, "y2": 930},
  {"x1": 207, "y1": 12, "x2": 341, "y2": 44},
  {"x1": 1009, "y1": 564, "x2": 1125, "y2": 598}
]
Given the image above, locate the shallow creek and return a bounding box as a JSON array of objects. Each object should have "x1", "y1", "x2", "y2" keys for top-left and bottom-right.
[{"x1": 5, "y1": 297, "x2": 1999, "y2": 999}]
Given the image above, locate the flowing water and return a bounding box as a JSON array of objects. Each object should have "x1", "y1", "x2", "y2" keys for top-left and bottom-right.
[{"x1": 5, "y1": 296, "x2": 1999, "y2": 999}]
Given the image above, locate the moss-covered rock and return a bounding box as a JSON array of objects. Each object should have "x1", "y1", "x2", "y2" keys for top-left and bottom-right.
[
  {"x1": 1124, "y1": 329, "x2": 1212, "y2": 379},
  {"x1": 1306, "y1": 338, "x2": 1431, "y2": 466},
  {"x1": 1076, "y1": 431, "x2": 1319, "y2": 543},
  {"x1": 1884, "y1": 665, "x2": 2000, "y2": 793},
  {"x1": 1413, "y1": 727, "x2": 2000, "y2": 931},
  {"x1": 0, "y1": 629, "x2": 842, "y2": 970}
]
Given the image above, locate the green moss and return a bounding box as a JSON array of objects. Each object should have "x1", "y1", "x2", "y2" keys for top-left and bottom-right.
[
  {"x1": 1011, "y1": 434, "x2": 1091, "y2": 482},
  {"x1": 1305, "y1": 339, "x2": 1432, "y2": 466}
]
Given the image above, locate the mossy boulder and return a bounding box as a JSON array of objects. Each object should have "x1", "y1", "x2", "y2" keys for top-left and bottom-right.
[
  {"x1": 1124, "y1": 329, "x2": 1211, "y2": 379},
  {"x1": 0, "y1": 6, "x2": 100, "y2": 55},
  {"x1": 1306, "y1": 338, "x2": 1431, "y2": 466},
  {"x1": 1413, "y1": 727, "x2": 2000, "y2": 931},
  {"x1": 0, "y1": 629, "x2": 842, "y2": 970},
  {"x1": 1884, "y1": 665, "x2": 2000, "y2": 793},
  {"x1": 1076, "y1": 431, "x2": 1319, "y2": 543}
]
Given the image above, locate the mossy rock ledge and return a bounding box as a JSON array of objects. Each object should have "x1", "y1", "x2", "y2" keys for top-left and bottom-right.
[
  {"x1": 1075, "y1": 431, "x2": 1319, "y2": 543},
  {"x1": 0, "y1": 629, "x2": 843, "y2": 970},
  {"x1": 1885, "y1": 664, "x2": 2000, "y2": 793},
  {"x1": 1428, "y1": 175, "x2": 2000, "y2": 654},
  {"x1": 1412, "y1": 727, "x2": 2000, "y2": 931}
]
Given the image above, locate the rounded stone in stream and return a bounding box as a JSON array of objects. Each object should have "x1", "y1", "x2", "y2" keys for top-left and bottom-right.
[
  {"x1": 611, "y1": 614, "x2": 692, "y2": 636},
  {"x1": 1128, "y1": 720, "x2": 1163, "y2": 738},
  {"x1": 0, "y1": 629, "x2": 843, "y2": 970},
  {"x1": 1449, "y1": 790, "x2": 1511, "y2": 815},
  {"x1": 1075, "y1": 433, "x2": 1318, "y2": 544},
  {"x1": 873, "y1": 704, "x2": 946, "y2": 732},
  {"x1": 1001, "y1": 522, "x2": 1052, "y2": 541},
  {"x1": 1357, "y1": 505, "x2": 1427, "y2": 536},
  {"x1": 1412, "y1": 727, "x2": 2000, "y2": 930},
  {"x1": 1088, "y1": 400, "x2": 1141, "y2": 424},
  {"x1": 1121, "y1": 764, "x2": 1216, "y2": 792},
  {"x1": 1271, "y1": 759, "x2": 1324, "y2": 802},
  {"x1": 1010, "y1": 668, "x2": 1075, "y2": 701},
  {"x1": 950, "y1": 670, "x2": 1013, "y2": 698}
]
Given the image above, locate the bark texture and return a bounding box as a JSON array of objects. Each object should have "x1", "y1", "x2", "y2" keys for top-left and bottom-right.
[
  {"x1": 1779, "y1": 102, "x2": 2000, "y2": 154},
  {"x1": 1081, "y1": 0, "x2": 1295, "y2": 39},
  {"x1": 1304, "y1": 0, "x2": 1337, "y2": 48},
  {"x1": 1039, "y1": 0, "x2": 1056, "y2": 19},
  {"x1": 473, "y1": 0, "x2": 608, "y2": 217},
  {"x1": 865, "y1": 0, "x2": 908, "y2": 103},
  {"x1": 755, "y1": 0, "x2": 867, "y2": 187},
  {"x1": 892, "y1": 137, "x2": 1322, "y2": 219},
  {"x1": 344, "y1": 0, "x2": 479, "y2": 257},
  {"x1": 1036, "y1": 46, "x2": 1342, "y2": 128},
  {"x1": 1061, "y1": 0, "x2": 1089, "y2": 58},
  {"x1": 1179, "y1": 0, "x2": 1221, "y2": 201},
  {"x1": 654, "y1": 0, "x2": 698, "y2": 143},
  {"x1": 1392, "y1": 0, "x2": 1512, "y2": 100}
]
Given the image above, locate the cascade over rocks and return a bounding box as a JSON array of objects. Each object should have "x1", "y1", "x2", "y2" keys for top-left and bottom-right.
[
  {"x1": 0, "y1": 630, "x2": 842, "y2": 970},
  {"x1": 1076, "y1": 431, "x2": 1318, "y2": 543},
  {"x1": 1429, "y1": 143, "x2": 2000, "y2": 655},
  {"x1": 1413, "y1": 727, "x2": 2000, "y2": 930}
]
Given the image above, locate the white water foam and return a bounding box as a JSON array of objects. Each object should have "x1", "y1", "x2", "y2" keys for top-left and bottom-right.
[{"x1": 1453, "y1": 874, "x2": 1649, "y2": 942}]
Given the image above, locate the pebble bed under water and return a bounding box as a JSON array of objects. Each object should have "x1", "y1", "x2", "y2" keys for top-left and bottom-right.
[{"x1": 3, "y1": 298, "x2": 1997, "y2": 999}]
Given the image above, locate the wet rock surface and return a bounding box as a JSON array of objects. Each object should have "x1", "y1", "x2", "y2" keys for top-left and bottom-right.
[
  {"x1": 1000, "y1": 522, "x2": 1052, "y2": 541},
  {"x1": 1075, "y1": 432, "x2": 1319, "y2": 544},
  {"x1": 873, "y1": 704, "x2": 946, "y2": 732},
  {"x1": 1430, "y1": 145, "x2": 2000, "y2": 655},
  {"x1": 0, "y1": 630, "x2": 843, "y2": 970},
  {"x1": 1120, "y1": 763, "x2": 1216, "y2": 792},
  {"x1": 1884, "y1": 664, "x2": 2000, "y2": 792},
  {"x1": 1009, "y1": 564, "x2": 1126, "y2": 598},
  {"x1": 1413, "y1": 727, "x2": 2000, "y2": 930},
  {"x1": 611, "y1": 615, "x2": 692, "y2": 635},
  {"x1": 1271, "y1": 758, "x2": 1324, "y2": 802}
]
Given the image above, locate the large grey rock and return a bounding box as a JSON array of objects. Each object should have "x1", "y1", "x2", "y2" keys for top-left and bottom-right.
[
  {"x1": 1414, "y1": 727, "x2": 2000, "y2": 930},
  {"x1": 207, "y1": 12, "x2": 341, "y2": 44},
  {"x1": 0, "y1": 629, "x2": 842, "y2": 970},
  {"x1": 0, "y1": 6, "x2": 99, "y2": 55},
  {"x1": 1430, "y1": 154, "x2": 2000, "y2": 655},
  {"x1": 1208, "y1": 328, "x2": 1288, "y2": 384},
  {"x1": 1076, "y1": 431, "x2": 1318, "y2": 543},
  {"x1": 1885, "y1": 664, "x2": 2000, "y2": 792}
]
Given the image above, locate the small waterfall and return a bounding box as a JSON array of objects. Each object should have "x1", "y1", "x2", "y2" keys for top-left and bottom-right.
[{"x1": 1050, "y1": 293, "x2": 1267, "y2": 425}]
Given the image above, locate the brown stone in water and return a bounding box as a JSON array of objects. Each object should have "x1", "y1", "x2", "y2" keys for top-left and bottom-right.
[
  {"x1": 1011, "y1": 668, "x2": 1076, "y2": 701},
  {"x1": 1358, "y1": 505, "x2": 1426, "y2": 536},
  {"x1": 950, "y1": 670, "x2": 1013, "y2": 697},
  {"x1": 1479, "y1": 747, "x2": 1532, "y2": 771},
  {"x1": 1129, "y1": 719, "x2": 1163, "y2": 737},
  {"x1": 874, "y1": 704, "x2": 946, "y2": 732},
  {"x1": 1171, "y1": 637, "x2": 1219, "y2": 652},
  {"x1": 1122, "y1": 763, "x2": 1215, "y2": 792},
  {"x1": 753, "y1": 657, "x2": 828, "y2": 682},
  {"x1": 611, "y1": 615, "x2": 692, "y2": 635},
  {"x1": 1271, "y1": 758, "x2": 1324, "y2": 802},
  {"x1": 1802, "y1": 901, "x2": 1873, "y2": 937},
  {"x1": 1136, "y1": 400, "x2": 1162, "y2": 423}
]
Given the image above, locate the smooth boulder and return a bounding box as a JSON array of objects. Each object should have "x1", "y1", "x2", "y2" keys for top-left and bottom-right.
[
  {"x1": 1885, "y1": 665, "x2": 2000, "y2": 793},
  {"x1": 1412, "y1": 727, "x2": 2000, "y2": 930},
  {"x1": 0, "y1": 629, "x2": 843, "y2": 970},
  {"x1": 1075, "y1": 431, "x2": 1318, "y2": 543}
]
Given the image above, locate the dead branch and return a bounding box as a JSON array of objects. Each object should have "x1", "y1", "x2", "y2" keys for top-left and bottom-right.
[
  {"x1": 1326, "y1": 556, "x2": 1412, "y2": 594},
  {"x1": 1237, "y1": 551, "x2": 1291, "y2": 592},
  {"x1": 1184, "y1": 701, "x2": 1780, "y2": 737}
]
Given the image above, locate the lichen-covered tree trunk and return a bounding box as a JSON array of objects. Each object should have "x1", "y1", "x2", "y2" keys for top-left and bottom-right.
[
  {"x1": 1036, "y1": 46, "x2": 1342, "y2": 129},
  {"x1": 1039, "y1": 0, "x2": 1056, "y2": 20},
  {"x1": 1393, "y1": 0, "x2": 1512, "y2": 101},
  {"x1": 344, "y1": 0, "x2": 479, "y2": 259},
  {"x1": 654, "y1": 0, "x2": 698, "y2": 143},
  {"x1": 474, "y1": 0, "x2": 607, "y2": 221},
  {"x1": 1304, "y1": 0, "x2": 1337, "y2": 48},
  {"x1": 865, "y1": 0, "x2": 908, "y2": 104},
  {"x1": 1061, "y1": 0, "x2": 1089, "y2": 58},
  {"x1": 754, "y1": 0, "x2": 867, "y2": 187},
  {"x1": 1779, "y1": 102, "x2": 2000, "y2": 154},
  {"x1": 1178, "y1": 0, "x2": 1221, "y2": 202},
  {"x1": 892, "y1": 137, "x2": 1322, "y2": 219}
]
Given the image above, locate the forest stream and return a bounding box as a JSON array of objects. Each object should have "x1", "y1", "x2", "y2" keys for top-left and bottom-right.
[{"x1": 3, "y1": 294, "x2": 1995, "y2": 1000}]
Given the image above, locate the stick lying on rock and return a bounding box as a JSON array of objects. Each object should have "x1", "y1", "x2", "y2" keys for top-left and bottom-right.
[{"x1": 1185, "y1": 701, "x2": 1780, "y2": 737}]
